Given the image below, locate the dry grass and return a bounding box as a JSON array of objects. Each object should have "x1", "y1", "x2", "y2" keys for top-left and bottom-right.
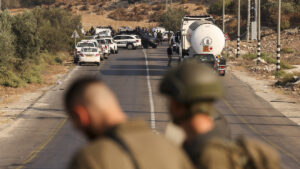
[
  {"x1": 0, "y1": 56, "x2": 71, "y2": 106},
  {"x1": 81, "y1": 12, "x2": 157, "y2": 30}
]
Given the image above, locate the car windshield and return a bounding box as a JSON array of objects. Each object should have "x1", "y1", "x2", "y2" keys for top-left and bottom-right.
[
  {"x1": 82, "y1": 48, "x2": 97, "y2": 52},
  {"x1": 106, "y1": 39, "x2": 112, "y2": 43},
  {"x1": 77, "y1": 43, "x2": 95, "y2": 47},
  {"x1": 193, "y1": 54, "x2": 215, "y2": 62},
  {"x1": 98, "y1": 40, "x2": 106, "y2": 44}
]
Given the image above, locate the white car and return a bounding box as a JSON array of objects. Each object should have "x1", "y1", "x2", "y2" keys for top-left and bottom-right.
[
  {"x1": 78, "y1": 47, "x2": 101, "y2": 66},
  {"x1": 162, "y1": 31, "x2": 174, "y2": 41},
  {"x1": 95, "y1": 27, "x2": 112, "y2": 36},
  {"x1": 96, "y1": 39, "x2": 110, "y2": 59},
  {"x1": 74, "y1": 41, "x2": 99, "y2": 63},
  {"x1": 113, "y1": 35, "x2": 141, "y2": 50},
  {"x1": 103, "y1": 37, "x2": 118, "y2": 54}
]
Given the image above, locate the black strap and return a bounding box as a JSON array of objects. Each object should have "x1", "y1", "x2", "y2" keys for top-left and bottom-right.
[{"x1": 107, "y1": 133, "x2": 140, "y2": 169}]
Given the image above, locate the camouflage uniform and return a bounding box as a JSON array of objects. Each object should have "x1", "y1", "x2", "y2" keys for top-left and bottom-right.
[
  {"x1": 159, "y1": 60, "x2": 231, "y2": 168},
  {"x1": 69, "y1": 120, "x2": 195, "y2": 169}
]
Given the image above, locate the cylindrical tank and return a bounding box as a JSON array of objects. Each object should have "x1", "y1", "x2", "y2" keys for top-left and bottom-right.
[{"x1": 187, "y1": 22, "x2": 225, "y2": 56}]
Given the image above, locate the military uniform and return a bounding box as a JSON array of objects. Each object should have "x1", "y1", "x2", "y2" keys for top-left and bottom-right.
[
  {"x1": 69, "y1": 120, "x2": 195, "y2": 169},
  {"x1": 159, "y1": 60, "x2": 232, "y2": 169},
  {"x1": 183, "y1": 128, "x2": 231, "y2": 169},
  {"x1": 160, "y1": 61, "x2": 281, "y2": 169}
]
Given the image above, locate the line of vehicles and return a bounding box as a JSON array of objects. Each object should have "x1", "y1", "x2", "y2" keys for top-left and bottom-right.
[
  {"x1": 74, "y1": 27, "x2": 145, "y2": 66},
  {"x1": 75, "y1": 18, "x2": 227, "y2": 76}
]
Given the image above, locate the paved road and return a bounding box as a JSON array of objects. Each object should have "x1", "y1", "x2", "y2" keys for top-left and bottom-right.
[{"x1": 0, "y1": 44, "x2": 299, "y2": 169}]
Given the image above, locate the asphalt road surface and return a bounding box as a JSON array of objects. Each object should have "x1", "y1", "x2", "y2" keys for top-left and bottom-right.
[{"x1": 0, "y1": 44, "x2": 299, "y2": 169}]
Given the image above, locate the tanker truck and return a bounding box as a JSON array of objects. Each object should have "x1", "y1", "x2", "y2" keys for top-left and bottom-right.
[{"x1": 180, "y1": 15, "x2": 226, "y2": 76}]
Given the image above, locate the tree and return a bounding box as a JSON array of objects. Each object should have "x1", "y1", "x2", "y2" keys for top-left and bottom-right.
[{"x1": 159, "y1": 8, "x2": 188, "y2": 32}]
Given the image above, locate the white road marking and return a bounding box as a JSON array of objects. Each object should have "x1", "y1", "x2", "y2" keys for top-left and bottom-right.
[{"x1": 143, "y1": 49, "x2": 156, "y2": 129}]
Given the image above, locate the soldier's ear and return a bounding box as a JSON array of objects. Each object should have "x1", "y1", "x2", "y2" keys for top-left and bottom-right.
[{"x1": 74, "y1": 105, "x2": 91, "y2": 127}]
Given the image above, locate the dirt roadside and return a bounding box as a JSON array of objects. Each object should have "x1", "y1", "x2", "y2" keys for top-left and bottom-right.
[
  {"x1": 0, "y1": 65, "x2": 76, "y2": 128},
  {"x1": 228, "y1": 64, "x2": 300, "y2": 125}
]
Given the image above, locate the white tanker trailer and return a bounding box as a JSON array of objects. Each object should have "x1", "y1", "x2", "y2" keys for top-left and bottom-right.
[{"x1": 182, "y1": 16, "x2": 226, "y2": 76}]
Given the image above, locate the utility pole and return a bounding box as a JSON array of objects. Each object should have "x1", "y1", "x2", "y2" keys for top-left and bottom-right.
[
  {"x1": 257, "y1": 0, "x2": 261, "y2": 62},
  {"x1": 247, "y1": 0, "x2": 250, "y2": 42},
  {"x1": 237, "y1": 0, "x2": 241, "y2": 58},
  {"x1": 170, "y1": 0, "x2": 172, "y2": 9},
  {"x1": 222, "y1": 0, "x2": 225, "y2": 32},
  {"x1": 0, "y1": 0, "x2": 2, "y2": 11},
  {"x1": 166, "y1": 0, "x2": 168, "y2": 12},
  {"x1": 276, "y1": 0, "x2": 281, "y2": 71}
]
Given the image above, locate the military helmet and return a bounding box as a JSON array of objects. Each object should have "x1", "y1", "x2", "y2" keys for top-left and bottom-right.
[{"x1": 160, "y1": 59, "x2": 224, "y2": 104}]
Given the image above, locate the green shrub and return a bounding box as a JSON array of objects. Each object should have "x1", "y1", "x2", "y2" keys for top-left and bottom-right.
[
  {"x1": 0, "y1": 67, "x2": 25, "y2": 87},
  {"x1": 241, "y1": 53, "x2": 256, "y2": 60},
  {"x1": 55, "y1": 57, "x2": 63, "y2": 64},
  {"x1": 274, "y1": 70, "x2": 299, "y2": 86},
  {"x1": 261, "y1": 53, "x2": 276, "y2": 64},
  {"x1": 281, "y1": 48, "x2": 294, "y2": 54},
  {"x1": 280, "y1": 61, "x2": 294, "y2": 69},
  {"x1": 159, "y1": 8, "x2": 189, "y2": 32},
  {"x1": 0, "y1": 8, "x2": 81, "y2": 87},
  {"x1": 12, "y1": 11, "x2": 41, "y2": 60}
]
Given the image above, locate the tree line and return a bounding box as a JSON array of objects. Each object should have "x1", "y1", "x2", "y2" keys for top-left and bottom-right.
[{"x1": 0, "y1": 8, "x2": 81, "y2": 87}]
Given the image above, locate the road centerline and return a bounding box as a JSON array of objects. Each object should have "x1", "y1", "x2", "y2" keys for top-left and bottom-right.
[{"x1": 143, "y1": 49, "x2": 156, "y2": 130}]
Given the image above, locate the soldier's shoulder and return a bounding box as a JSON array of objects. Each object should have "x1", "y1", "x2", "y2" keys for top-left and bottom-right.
[{"x1": 81, "y1": 137, "x2": 118, "y2": 154}]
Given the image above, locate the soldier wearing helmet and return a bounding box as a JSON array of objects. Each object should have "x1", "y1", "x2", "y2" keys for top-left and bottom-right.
[{"x1": 160, "y1": 59, "x2": 231, "y2": 168}]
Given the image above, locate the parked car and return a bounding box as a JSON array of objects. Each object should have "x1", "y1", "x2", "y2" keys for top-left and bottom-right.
[
  {"x1": 78, "y1": 47, "x2": 101, "y2": 66},
  {"x1": 103, "y1": 37, "x2": 118, "y2": 54},
  {"x1": 141, "y1": 34, "x2": 158, "y2": 49},
  {"x1": 96, "y1": 39, "x2": 110, "y2": 59},
  {"x1": 113, "y1": 35, "x2": 141, "y2": 50},
  {"x1": 74, "y1": 40, "x2": 98, "y2": 63}
]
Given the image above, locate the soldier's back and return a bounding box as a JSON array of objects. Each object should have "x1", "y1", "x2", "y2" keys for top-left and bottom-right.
[{"x1": 70, "y1": 120, "x2": 195, "y2": 169}]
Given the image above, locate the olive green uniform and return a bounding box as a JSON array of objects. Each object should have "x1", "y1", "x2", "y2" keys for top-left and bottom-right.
[
  {"x1": 69, "y1": 120, "x2": 195, "y2": 169},
  {"x1": 183, "y1": 128, "x2": 230, "y2": 169}
]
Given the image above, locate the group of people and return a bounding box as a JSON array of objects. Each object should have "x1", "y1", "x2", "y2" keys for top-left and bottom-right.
[{"x1": 65, "y1": 60, "x2": 282, "y2": 169}]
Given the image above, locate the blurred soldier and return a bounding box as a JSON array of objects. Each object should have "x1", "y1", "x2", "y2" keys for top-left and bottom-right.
[
  {"x1": 159, "y1": 60, "x2": 230, "y2": 167},
  {"x1": 65, "y1": 77, "x2": 195, "y2": 169},
  {"x1": 167, "y1": 45, "x2": 173, "y2": 67},
  {"x1": 160, "y1": 61, "x2": 281, "y2": 169}
]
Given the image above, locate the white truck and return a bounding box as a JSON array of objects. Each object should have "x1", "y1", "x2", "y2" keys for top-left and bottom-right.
[
  {"x1": 180, "y1": 15, "x2": 215, "y2": 58},
  {"x1": 180, "y1": 15, "x2": 226, "y2": 76}
]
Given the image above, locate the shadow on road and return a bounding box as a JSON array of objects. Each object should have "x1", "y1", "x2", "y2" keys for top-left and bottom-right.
[
  {"x1": 100, "y1": 69, "x2": 167, "y2": 76},
  {"x1": 110, "y1": 65, "x2": 167, "y2": 70},
  {"x1": 117, "y1": 57, "x2": 168, "y2": 62}
]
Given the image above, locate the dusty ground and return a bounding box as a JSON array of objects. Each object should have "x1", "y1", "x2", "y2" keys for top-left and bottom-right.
[
  {"x1": 229, "y1": 65, "x2": 300, "y2": 125},
  {"x1": 0, "y1": 63, "x2": 72, "y2": 106}
]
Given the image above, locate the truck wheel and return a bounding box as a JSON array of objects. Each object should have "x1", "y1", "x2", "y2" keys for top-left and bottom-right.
[
  {"x1": 104, "y1": 54, "x2": 108, "y2": 59},
  {"x1": 127, "y1": 44, "x2": 134, "y2": 50},
  {"x1": 115, "y1": 50, "x2": 118, "y2": 54},
  {"x1": 152, "y1": 45, "x2": 157, "y2": 48}
]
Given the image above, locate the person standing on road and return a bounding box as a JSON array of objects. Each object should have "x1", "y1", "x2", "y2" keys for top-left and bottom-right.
[
  {"x1": 159, "y1": 61, "x2": 281, "y2": 169},
  {"x1": 64, "y1": 77, "x2": 195, "y2": 169},
  {"x1": 157, "y1": 31, "x2": 163, "y2": 45},
  {"x1": 154, "y1": 31, "x2": 157, "y2": 39},
  {"x1": 167, "y1": 45, "x2": 173, "y2": 67}
]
